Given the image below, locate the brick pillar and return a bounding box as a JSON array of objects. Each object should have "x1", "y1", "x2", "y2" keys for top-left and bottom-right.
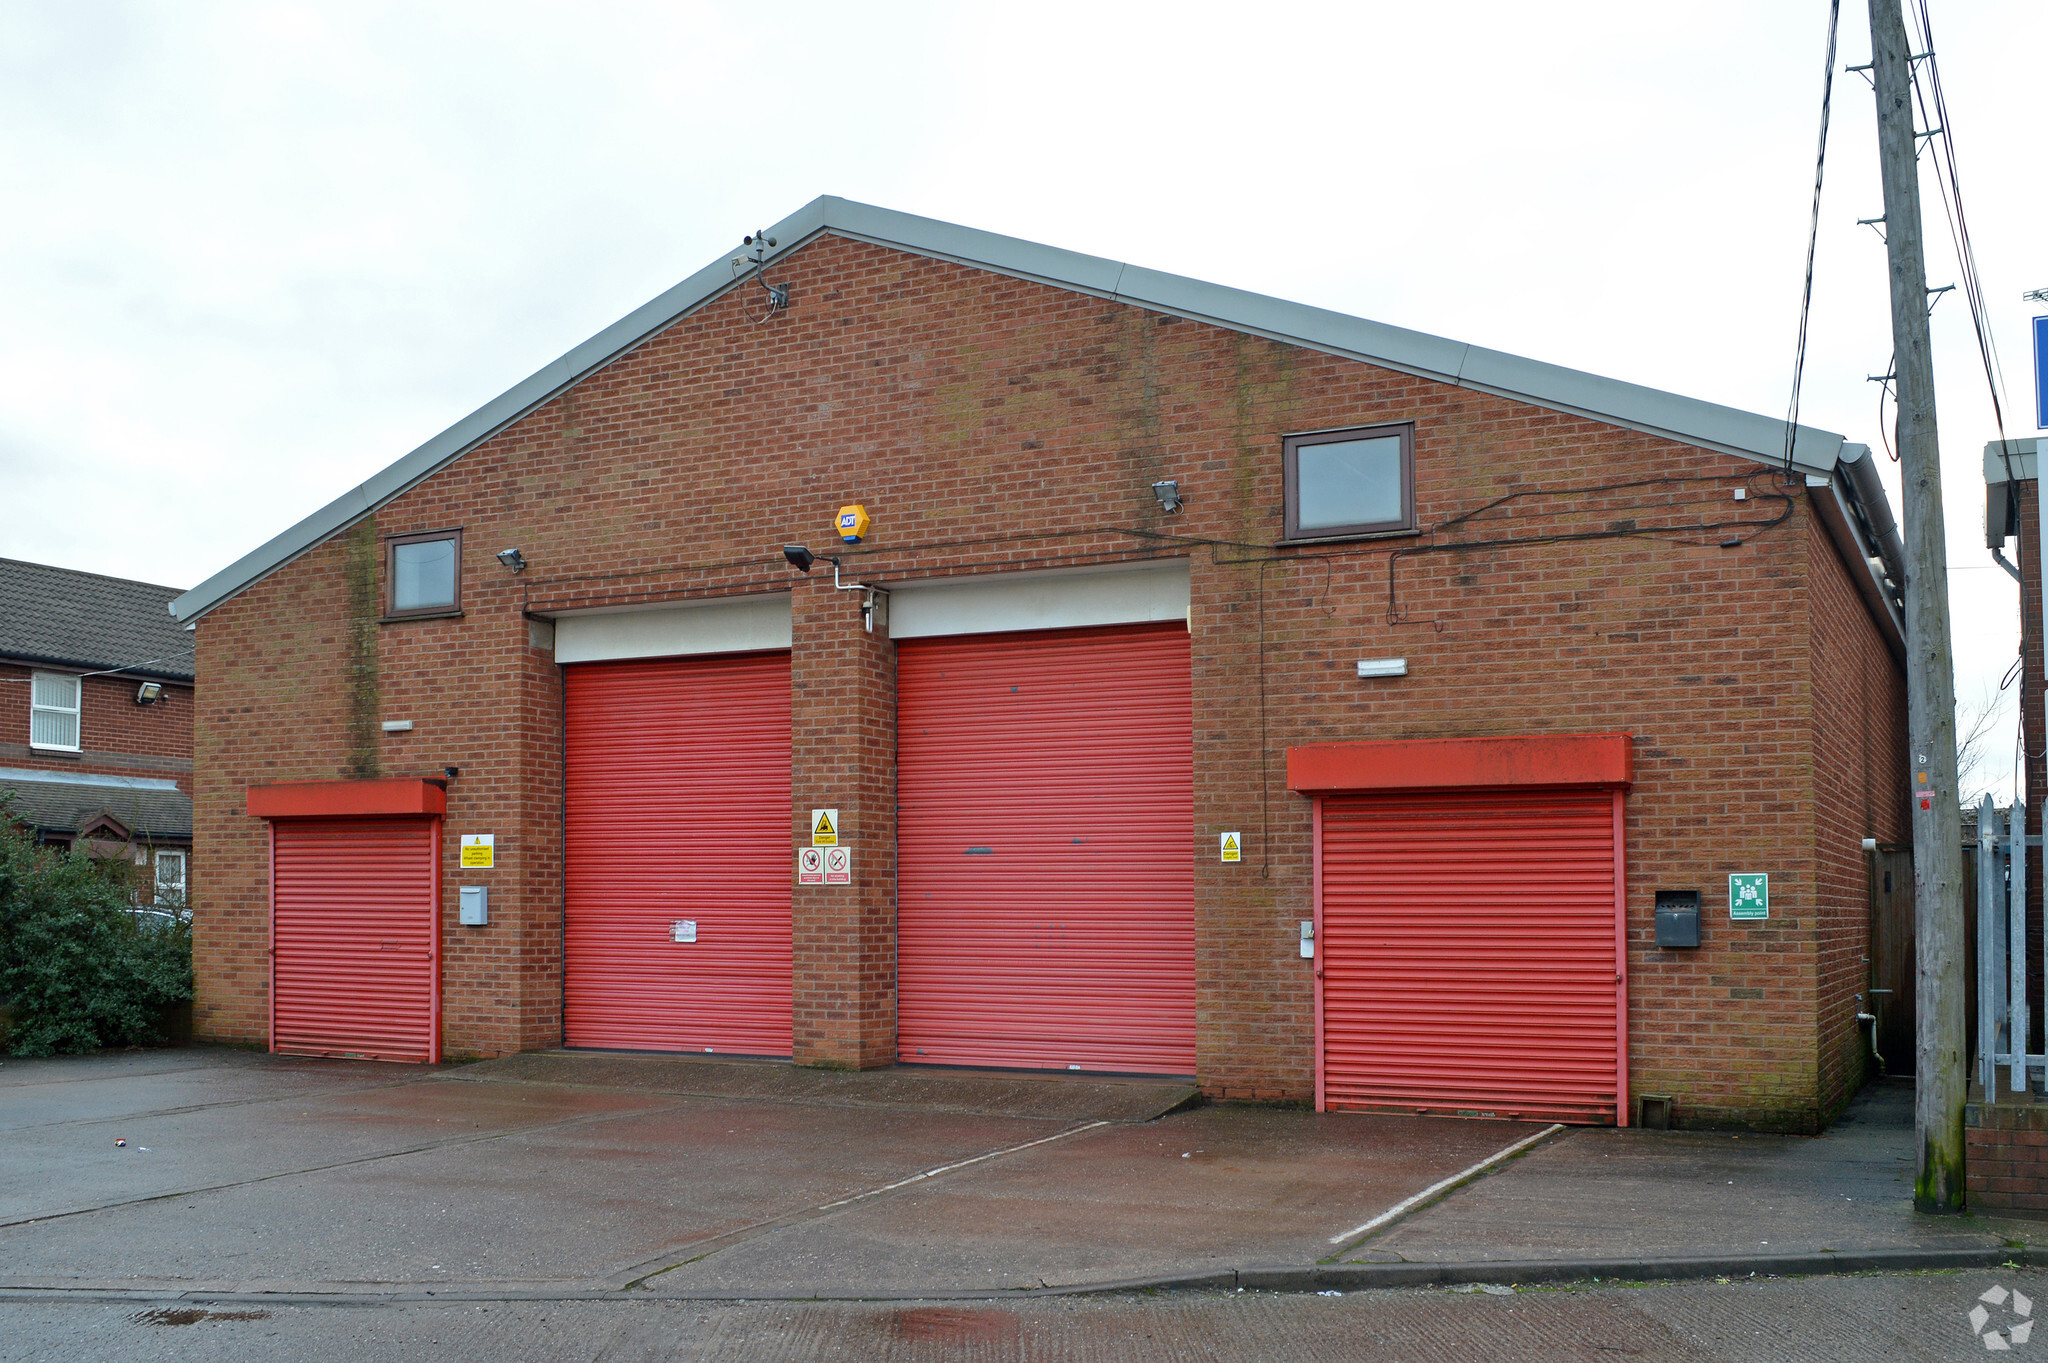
[
  {"x1": 789, "y1": 575, "x2": 897, "y2": 1068},
  {"x1": 517, "y1": 616, "x2": 565, "y2": 1050}
]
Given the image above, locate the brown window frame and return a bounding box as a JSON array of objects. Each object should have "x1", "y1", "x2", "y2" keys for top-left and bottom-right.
[
  {"x1": 383, "y1": 528, "x2": 464, "y2": 620},
  {"x1": 1282, "y1": 422, "x2": 1416, "y2": 541}
]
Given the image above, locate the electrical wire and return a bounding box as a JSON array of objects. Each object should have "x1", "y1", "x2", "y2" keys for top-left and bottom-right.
[
  {"x1": 1905, "y1": 0, "x2": 2016, "y2": 483},
  {"x1": 1903, "y1": 0, "x2": 2033, "y2": 776},
  {"x1": 1784, "y1": 0, "x2": 1843, "y2": 472}
]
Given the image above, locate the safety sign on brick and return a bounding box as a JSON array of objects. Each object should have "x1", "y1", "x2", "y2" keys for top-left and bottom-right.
[
  {"x1": 825, "y1": 846, "x2": 852, "y2": 886},
  {"x1": 797, "y1": 847, "x2": 825, "y2": 885}
]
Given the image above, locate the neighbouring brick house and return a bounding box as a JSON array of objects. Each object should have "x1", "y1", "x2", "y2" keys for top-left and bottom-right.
[
  {"x1": 1, "y1": 557, "x2": 194, "y2": 906},
  {"x1": 174, "y1": 198, "x2": 1907, "y2": 1131}
]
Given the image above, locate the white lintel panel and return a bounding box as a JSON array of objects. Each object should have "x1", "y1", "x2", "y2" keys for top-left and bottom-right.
[
  {"x1": 553, "y1": 594, "x2": 792, "y2": 663},
  {"x1": 887, "y1": 562, "x2": 1190, "y2": 639}
]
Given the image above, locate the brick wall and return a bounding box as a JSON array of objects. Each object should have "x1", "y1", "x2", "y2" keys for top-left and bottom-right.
[
  {"x1": 0, "y1": 662, "x2": 194, "y2": 788},
  {"x1": 189, "y1": 234, "x2": 1906, "y2": 1125},
  {"x1": 1807, "y1": 510, "x2": 1911, "y2": 1119},
  {"x1": 1967, "y1": 1098, "x2": 2048, "y2": 1215}
]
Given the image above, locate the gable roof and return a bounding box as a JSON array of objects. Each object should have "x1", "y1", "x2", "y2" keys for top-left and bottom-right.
[
  {"x1": 1, "y1": 557, "x2": 194, "y2": 679},
  {"x1": 171, "y1": 196, "x2": 1867, "y2": 625}
]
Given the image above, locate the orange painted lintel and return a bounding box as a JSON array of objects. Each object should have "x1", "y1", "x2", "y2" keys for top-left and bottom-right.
[
  {"x1": 1286, "y1": 733, "x2": 1633, "y2": 794},
  {"x1": 246, "y1": 778, "x2": 448, "y2": 819}
]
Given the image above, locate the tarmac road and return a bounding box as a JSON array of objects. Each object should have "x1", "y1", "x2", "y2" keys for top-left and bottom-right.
[{"x1": 6, "y1": 1271, "x2": 2044, "y2": 1362}]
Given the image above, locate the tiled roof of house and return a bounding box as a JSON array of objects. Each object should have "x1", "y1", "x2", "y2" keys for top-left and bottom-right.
[
  {"x1": 0, "y1": 557, "x2": 193, "y2": 680},
  {"x1": 0, "y1": 769, "x2": 191, "y2": 841}
]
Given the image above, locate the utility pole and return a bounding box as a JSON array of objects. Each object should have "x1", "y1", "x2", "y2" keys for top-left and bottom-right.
[{"x1": 1868, "y1": 0, "x2": 1966, "y2": 1212}]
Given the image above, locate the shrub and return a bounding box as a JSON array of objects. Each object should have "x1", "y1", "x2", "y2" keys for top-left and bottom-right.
[{"x1": 0, "y1": 815, "x2": 193, "y2": 1056}]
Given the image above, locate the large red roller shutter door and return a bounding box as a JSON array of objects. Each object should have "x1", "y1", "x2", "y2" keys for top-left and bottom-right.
[
  {"x1": 896, "y1": 622, "x2": 1195, "y2": 1075},
  {"x1": 563, "y1": 652, "x2": 792, "y2": 1055},
  {"x1": 1319, "y1": 788, "x2": 1624, "y2": 1124},
  {"x1": 272, "y1": 818, "x2": 439, "y2": 1063}
]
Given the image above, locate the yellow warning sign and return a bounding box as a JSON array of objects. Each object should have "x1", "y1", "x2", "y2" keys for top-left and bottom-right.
[
  {"x1": 461, "y1": 834, "x2": 494, "y2": 869},
  {"x1": 811, "y1": 808, "x2": 838, "y2": 847},
  {"x1": 1220, "y1": 831, "x2": 1241, "y2": 863}
]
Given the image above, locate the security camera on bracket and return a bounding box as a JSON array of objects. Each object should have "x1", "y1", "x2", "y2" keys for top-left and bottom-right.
[{"x1": 782, "y1": 544, "x2": 886, "y2": 634}]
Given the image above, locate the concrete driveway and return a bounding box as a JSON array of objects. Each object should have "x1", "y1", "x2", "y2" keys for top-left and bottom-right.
[{"x1": 0, "y1": 1047, "x2": 1537, "y2": 1297}]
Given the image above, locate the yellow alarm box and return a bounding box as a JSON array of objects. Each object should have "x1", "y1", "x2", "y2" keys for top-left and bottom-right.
[{"x1": 837, "y1": 504, "x2": 870, "y2": 544}]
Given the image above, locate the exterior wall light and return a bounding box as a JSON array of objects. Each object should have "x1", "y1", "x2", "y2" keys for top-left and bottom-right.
[
  {"x1": 496, "y1": 548, "x2": 526, "y2": 572},
  {"x1": 783, "y1": 544, "x2": 819, "y2": 573},
  {"x1": 1356, "y1": 658, "x2": 1408, "y2": 678},
  {"x1": 134, "y1": 681, "x2": 163, "y2": 705},
  {"x1": 1152, "y1": 480, "x2": 1184, "y2": 514}
]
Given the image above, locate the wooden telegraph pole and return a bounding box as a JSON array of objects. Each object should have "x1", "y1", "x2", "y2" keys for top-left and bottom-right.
[{"x1": 1868, "y1": 0, "x2": 1966, "y2": 1211}]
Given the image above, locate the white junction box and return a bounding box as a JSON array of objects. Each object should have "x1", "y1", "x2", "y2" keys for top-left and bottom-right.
[
  {"x1": 1300, "y1": 920, "x2": 1315, "y2": 959},
  {"x1": 458, "y1": 885, "x2": 489, "y2": 927}
]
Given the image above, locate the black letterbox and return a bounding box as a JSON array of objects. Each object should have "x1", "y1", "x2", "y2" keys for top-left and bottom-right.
[{"x1": 1655, "y1": 890, "x2": 1702, "y2": 949}]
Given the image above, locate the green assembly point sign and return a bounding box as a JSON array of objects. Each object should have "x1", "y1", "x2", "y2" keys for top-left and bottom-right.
[{"x1": 1729, "y1": 873, "x2": 1769, "y2": 921}]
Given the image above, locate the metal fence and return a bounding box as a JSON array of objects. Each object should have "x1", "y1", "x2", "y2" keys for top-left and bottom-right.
[{"x1": 1978, "y1": 793, "x2": 2033, "y2": 1098}]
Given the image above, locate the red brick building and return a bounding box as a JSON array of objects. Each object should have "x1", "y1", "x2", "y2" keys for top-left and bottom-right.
[
  {"x1": 1, "y1": 557, "x2": 194, "y2": 905},
  {"x1": 174, "y1": 199, "x2": 1907, "y2": 1130}
]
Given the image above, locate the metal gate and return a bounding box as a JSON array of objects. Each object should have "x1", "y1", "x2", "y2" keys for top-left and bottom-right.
[
  {"x1": 563, "y1": 651, "x2": 793, "y2": 1055},
  {"x1": 272, "y1": 817, "x2": 440, "y2": 1063},
  {"x1": 895, "y1": 622, "x2": 1195, "y2": 1075},
  {"x1": 1977, "y1": 795, "x2": 2036, "y2": 1098},
  {"x1": 1317, "y1": 786, "x2": 1626, "y2": 1124}
]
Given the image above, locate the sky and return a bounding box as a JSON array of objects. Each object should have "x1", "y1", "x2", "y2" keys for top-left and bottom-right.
[{"x1": 2, "y1": 1, "x2": 2043, "y2": 792}]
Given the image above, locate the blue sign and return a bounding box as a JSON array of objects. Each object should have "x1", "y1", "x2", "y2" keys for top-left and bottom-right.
[{"x1": 2036, "y1": 316, "x2": 2048, "y2": 429}]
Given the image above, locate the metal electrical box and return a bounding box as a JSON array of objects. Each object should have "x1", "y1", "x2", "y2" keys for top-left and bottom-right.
[
  {"x1": 1654, "y1": 890, "x2": 1700, "y2": 948},
  {"x1": 458, "y1": 885, "x2": 489, "y2": 927}
]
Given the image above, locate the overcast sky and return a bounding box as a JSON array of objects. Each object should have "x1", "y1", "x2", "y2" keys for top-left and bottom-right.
[{"x1": 3, "y1": 2, "x2": 2042, "y2": 790}]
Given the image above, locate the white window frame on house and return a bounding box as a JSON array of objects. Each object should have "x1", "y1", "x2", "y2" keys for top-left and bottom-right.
[
  {"x1": 155, "y1": 849, "x2": 187, "y2": 901},
  {"x1": 29, "y1": 671, "x2": 82, "y2": 752}
]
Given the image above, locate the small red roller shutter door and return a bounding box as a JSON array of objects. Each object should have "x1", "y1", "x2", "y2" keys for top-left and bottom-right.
[
  {"x1": 563, "y1": 652, "x2": 792, "y2": 1055},
  {"x1": 1318, "y1": 787, "x2": 1625, "y2": 1124},
  {"x1": 896, "y1": 622, "x2": 1195, "y2": 1075},
  {"x1": 271, "y1": 818, "x2": 439, "y2": 1063}
]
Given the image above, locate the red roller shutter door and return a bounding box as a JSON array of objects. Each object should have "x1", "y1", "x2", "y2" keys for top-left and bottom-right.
[
  {"x1": 271, "y1": 817, "x2": 439, "y2": 1063},
  {"x1": 896, "y1": 622, "x2": 1195, "y2": 1075},
  {"x1": 1318, "y1": 788, "x2": 1625, "y2": 1124},
  {"x1": 563, "y1": 652, "x2": 792, "y2": 1055}
]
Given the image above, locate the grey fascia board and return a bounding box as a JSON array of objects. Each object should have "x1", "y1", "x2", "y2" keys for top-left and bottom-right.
[
  {"x1": 1984, "y1": 437, "x2": 2040, "y2": 485},
  {"x1": 1805, "y1": 468, "x2": 1906, "y2": 661},
  {"x1": 171, "y1": 193, "x2": 1856, "y2": 621}
]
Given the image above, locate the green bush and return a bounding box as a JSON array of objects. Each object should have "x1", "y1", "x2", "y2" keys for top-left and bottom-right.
[{"x1": 0, "y1": 815, "x2": 193, "y2": 1056}]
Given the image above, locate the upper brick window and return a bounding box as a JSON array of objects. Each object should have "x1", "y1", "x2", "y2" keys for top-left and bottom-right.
[
  {"x1": 30, "y1": 671, "x2": 81, "y2": 751},
  {"x1": 386, "y1": 530, "x2": 462, "y2": 618},
  {"x1": 1283, "y1": 422, "x2": 1415, "y2": 540}
]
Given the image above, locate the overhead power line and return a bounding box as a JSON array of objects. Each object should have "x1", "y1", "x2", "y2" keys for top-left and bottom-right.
[{"x1": 1783, "y1": 0, "x2": 1844, "y2": 472}]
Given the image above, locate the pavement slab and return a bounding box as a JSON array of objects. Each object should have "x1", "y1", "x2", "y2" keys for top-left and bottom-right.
[
  {"x1": 0, "y1": 1049, "x2": 423, "y2": 1134},
  {"x1": 454, "y1": 1051, "x2": 1198, "y2": 1122},
  {"x1": 1, "y1": 1087, "x2": 1076, "y2": 1291},
  {"x1": 645, "y1": 1105, "x2": 1546, "y2": 1294},
  {"x1": 1360, "y1": 1077, "x2": 2004, "y2": 1264},
  {"x1": 1, "y1": 1072, "x2": 676, "y2": 1225}
]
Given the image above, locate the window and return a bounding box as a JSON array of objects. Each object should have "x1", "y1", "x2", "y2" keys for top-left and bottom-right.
[
  {"x1": 29, "y1": 671, "x2": 81, "y2": 751},
  {"x1": 1283, "y1": 422, "x2": 1415, "y2": 540},
  {"x1": 386, "y1": 530, "x2": 462, "y2": 618},
  {"x1": 155, "y1": 850, "x2": 187, "y2": 902}
]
